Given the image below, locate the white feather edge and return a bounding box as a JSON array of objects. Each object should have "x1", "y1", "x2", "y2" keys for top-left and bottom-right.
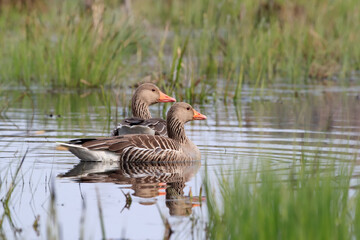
[
  {"x1": 57, "y1": 142, "x2": 119, "y2": 162},
  {"x1": 115, "y1": 125, "x2": 156, "y2": 135}
]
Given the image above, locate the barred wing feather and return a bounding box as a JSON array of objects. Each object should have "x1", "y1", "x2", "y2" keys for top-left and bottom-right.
[{"x1": 80, "y1": 135, "x2": 184, "y2": 162}]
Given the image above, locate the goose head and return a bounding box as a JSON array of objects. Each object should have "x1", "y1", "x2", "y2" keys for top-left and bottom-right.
[
  {"x1": 134, "y1": 83, "x2": 176, "y2": 106},
  {"x1": 167, "y1": 102, "x2": 207, "y2": 124}
]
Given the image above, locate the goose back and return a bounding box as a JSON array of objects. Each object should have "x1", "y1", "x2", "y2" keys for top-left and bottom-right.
[{"x1": 112, "y1": 118, "x2": 167, "y2": 136}]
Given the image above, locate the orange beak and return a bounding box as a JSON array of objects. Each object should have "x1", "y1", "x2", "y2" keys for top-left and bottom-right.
[
  {"x1": 158, "y1": 91, "x2": 176, "y2": 103},
  {"x1": 193, "y1": 109, "x2": 207, "y2": 120}
]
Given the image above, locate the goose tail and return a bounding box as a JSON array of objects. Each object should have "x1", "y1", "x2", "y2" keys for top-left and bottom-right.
[{"x1": 57, "y1": 142, "x2": 119, "y2": 162}]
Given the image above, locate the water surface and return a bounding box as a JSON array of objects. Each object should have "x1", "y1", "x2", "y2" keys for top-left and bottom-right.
[{"x1": 1, "y1": 85, "x2": 360, "y2": 239}]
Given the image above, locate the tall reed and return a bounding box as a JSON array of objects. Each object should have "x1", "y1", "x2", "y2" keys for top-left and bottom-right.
[
  {"x1": 206, "y1": 162, "x2": 360, "y2": 239},
  {"x1": 133, "y1": 0, "x2": 360, "y2": 98},
  {"x1": 1, "y1": 0, "x2": 360, "y2": 102},
  {"x1": 0, "y1": 1, "x2": 145, "y2": 88}
]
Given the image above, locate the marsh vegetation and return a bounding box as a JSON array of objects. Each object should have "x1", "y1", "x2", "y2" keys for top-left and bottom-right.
[
  {"x1": 1, "y1": 0, "x2": 360, "y2": 100},
  {"x1": 207, "y1": 163, "x2": 360, "y2": 240},
  {"x1": 0, "y1": 0, "x2": 360, "y2": 239}
]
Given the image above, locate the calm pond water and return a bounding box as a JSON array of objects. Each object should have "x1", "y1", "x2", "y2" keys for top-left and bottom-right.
[{"x1": 1, "y1": 84, "x2": 360, "y2": 239}]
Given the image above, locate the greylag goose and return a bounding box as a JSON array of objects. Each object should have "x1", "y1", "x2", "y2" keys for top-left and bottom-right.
[
  {"x1": 60, "y1": 102, "x2": 206, "y2": 162},
  {"x1": 112, "y1": 83, "x2": 176, "y2": 136}
]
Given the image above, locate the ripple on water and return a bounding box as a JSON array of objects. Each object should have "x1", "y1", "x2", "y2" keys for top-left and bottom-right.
[{"x1": 0, "y1": 86, "x2": 359, "y2": 239}]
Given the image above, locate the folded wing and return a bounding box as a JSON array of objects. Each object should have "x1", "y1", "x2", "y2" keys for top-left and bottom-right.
[
  {"x1": 112, "y1": 118, "x2": 167, "y2": 136},
  {"x1": 79, "y1": 135, "x2": 184, "y2": 162}
]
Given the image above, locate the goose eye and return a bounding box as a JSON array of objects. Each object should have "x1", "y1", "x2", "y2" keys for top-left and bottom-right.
[
  {"x1": 187, "y1": 107, "x2": 190, "y2": 110},
  {"x1": 152, "y1": 89, "x2": 156, "y2": 92}
]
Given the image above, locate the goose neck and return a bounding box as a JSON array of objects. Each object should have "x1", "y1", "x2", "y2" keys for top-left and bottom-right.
[
  {"x1": 132, "y1": 95, "x2": 151, "y2": 119},
  {"x1": 167, "y1": 117, "x2": 188, "y2": 144}
]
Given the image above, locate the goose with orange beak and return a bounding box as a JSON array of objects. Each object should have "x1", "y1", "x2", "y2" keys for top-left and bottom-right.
[
  {"x1": 112, "y1": 83, "x2": 176, "y2": 136},
  {"x1": 60, "y1": 103, "x2": 206, "y2": 162}
]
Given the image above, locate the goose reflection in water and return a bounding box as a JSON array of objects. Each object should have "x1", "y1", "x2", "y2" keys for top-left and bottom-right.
[{"x1": 58, "y1": 161, "x2": 204, "y2": 216}]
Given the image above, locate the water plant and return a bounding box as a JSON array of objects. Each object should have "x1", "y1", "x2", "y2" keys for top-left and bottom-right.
[
  {"x1": 133, "y1": 0, "x2": 360, "y2": 97},
  {"x1": 0, "y1": 0, "x2": 359, "y2": 103},
  {"x1": 0, "y1": 150, "x2": 27, "y2": 238},
  {"x1": 46, "y1": 179, "x2": 60, "y2": 240},
  {"x1": 206, "y1": 161, "x2": 360, "y2": 239},
  {"x1": 0, "y1": 0, "x2": 145, "y2": 88}
]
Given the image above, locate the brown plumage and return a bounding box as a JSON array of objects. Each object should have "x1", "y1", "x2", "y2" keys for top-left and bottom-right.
[
  {"x1": 112, "y1": 83, "x2": 175, "y2": 136},
  {"x1": 62, "y1": 102, "x2": 207, "y2": 162}
]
